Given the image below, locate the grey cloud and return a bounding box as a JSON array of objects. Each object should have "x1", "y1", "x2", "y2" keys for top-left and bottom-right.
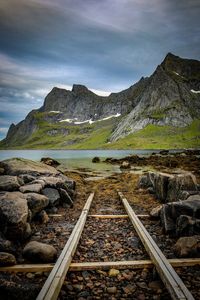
[{"x1": 0, "y1": 0, "x2": 200, "y2": 139}]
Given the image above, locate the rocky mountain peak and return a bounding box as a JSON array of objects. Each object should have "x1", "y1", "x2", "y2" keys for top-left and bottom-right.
[{"x1": 72, "y1": 84, "x2": 89, "y2": 94}]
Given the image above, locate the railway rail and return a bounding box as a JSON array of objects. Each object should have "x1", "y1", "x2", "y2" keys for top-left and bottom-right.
[{"x1": 0, "y1": 191, "x2": 199, "y2": 300}]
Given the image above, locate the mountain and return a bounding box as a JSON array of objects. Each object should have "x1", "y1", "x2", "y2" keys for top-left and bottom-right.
[
  {"x1": 111, "y1": 53, "x2": 200, "y2": 141},
  {"x1": 1, "y1": 53, "x2": 200, "y2": 149}
]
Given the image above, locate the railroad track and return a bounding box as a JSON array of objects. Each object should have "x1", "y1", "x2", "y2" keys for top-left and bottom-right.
[{"x1": 1, "y1": 191, "x2": 199, "y2": 300}]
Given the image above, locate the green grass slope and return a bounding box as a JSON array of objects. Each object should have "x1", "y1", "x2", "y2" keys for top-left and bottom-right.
[{"x1": 0, "y1": 113, "x2": 200, "y2": 149}]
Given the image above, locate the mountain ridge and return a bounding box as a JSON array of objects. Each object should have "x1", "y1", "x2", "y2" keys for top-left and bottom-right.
[{"x1": 1, "y1": 52, "x2": 200, "y2": 149}]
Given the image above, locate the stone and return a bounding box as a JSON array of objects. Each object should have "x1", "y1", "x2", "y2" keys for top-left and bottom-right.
[
  {"x1": 0, "y1": 175, "x2": 20, "y2": 191},
  {"x1": 25, "y1": 193, "x2": 49, "y2": 216},
  {"x1": 59, "y1": 188, "x2": 73, "y2": 207},
  {"x1": 0, "y1": 167, "x2": 5, "y2": 175},
  {"x1": 108, "y1": 269, "x2": 120, "y2": 277},
  {"x1": 41, "y1": 157, "x2": 60, "y2": 167},
  {"x1": 31, "y1": 179, "x2": 46, "y2": 188},
  {"x1": 120, "y1": 161, "x2": 131, "y2": 169},
  {"x1": 138, "y1": 172, "x2": 156, "y2": 189},
  {"x1": 107, "y1": 287, "x2": 117, "y2": 294},
  {"x1": 122, "y1": 284, "x2": 136, "y2": 294},
  {"x1": 45, "y1": 207, "x2": 58, "y2": 214},
  {"x1": 20, "y1": 183, "x2": 43, "y2": 194},
  {"x1": 42, "y1": 188, "x2": 60, "y2": 206},
  {"x1": 147, "y1": 187, "x2": 155, "y2": 194},
  {"x1": 0, "y1": 234, "x2": 15, "y2": 253},
  {"x1": 24, "y1": 223, "x2": 32, "y2": 239},
  {"x1": 39, "y1": 176, "x2": 63, "y2": 187},
  {"x1": 26, "y1": 272, "x2": 35, "y2": 279},
  {"x1": 18, "y1": 174, "x2": 36, "y2": 184},
  {"x1": 150, "y1": 205, "x2": 163, "y2": 218},
  {"x1": 127, "y1": 236, "x2": 140, "y2": 248},
  {"x1": 92, "y1": 157, "x2": 100, "y2": 163},
  {"x1": 1, "y1": 158, "x2": 59, "y2": 176},
  {"x1": 148, "y1": 281, "x2": 163, "y2": 290},
  {"x1": 176, "y1": 215, "x2": 200, "y2": 236},
  {"x1": 35, "y1": 210, "x2": 49, "y2": 224},
  {"x1": 167, "y1": 173, "x2": 197, "y2": 202},
  {"x1": 174, "y1": 236, "x2": 200, "y2": 257},
  {"x1": 159, "y1": 150, "x2": 169, "y2": 155},
  {"x1": 57, "y1": 174, "x2": 76, "y2": 191},
  {"x1": 154, "y1": 173, "x2": 170, "y2": 202},
  {"x1": 39, "y1": 174, "x2": 75, "y2": 191},
  {"x1": 160, "y1": 196, "x2": 200, "y2": 234},
  {"x1": 23, "y1": 241, "x2": 57, "y2": 263},
  {"x1": 0, "y1": 252, "x2": 16, "y2": 266},
  {"x1": 138, "y1": 172, "x2": 198, "y2": 203},
  {"x1": 0, "y1": 277, "x2": 41, "y2": 299},
  {"x1": 0, "y1": 191, "x2": 29, "y2": 240},
  {"x1": 73, "y1": 284, "x2": 84, "y2": 292},
  {"x1": 179, "y1": 190, "x2": 200, "y2": 200}
]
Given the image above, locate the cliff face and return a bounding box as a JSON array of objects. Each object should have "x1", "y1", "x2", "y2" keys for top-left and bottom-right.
[
  {"x1": 110, "y1": 53, "x2": 200, "y2": 141},
  {"x1": 41, "y1": 78, "x2": 148, "y2": 121},
  {"x1": 2, "y1": 53, "x2": 200, "y2": 148}
]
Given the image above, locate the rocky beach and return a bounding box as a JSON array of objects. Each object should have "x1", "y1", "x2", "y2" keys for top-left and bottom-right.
[{"x1": 0, "y1": 150, "x2": 199, "y2": 299}]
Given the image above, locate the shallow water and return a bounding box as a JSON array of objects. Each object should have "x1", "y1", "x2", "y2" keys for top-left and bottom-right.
[
  {"x1": 0, "y1": 149, "x2": 182, "y2": 161},
  {"x1": 0, "y1": 149, "x2": 182, "y2": 176}
]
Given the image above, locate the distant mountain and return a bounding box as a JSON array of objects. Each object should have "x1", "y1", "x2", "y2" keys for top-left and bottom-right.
[{"x1": 1, "y1": 53, "x2": 200, "y2": 149}]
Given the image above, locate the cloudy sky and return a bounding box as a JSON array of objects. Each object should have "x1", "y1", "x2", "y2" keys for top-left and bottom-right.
[{"x1": 0, "y1": 0, "x2": 200, "y2": 139}]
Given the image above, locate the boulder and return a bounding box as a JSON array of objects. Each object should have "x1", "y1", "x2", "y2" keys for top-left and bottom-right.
[
  {"x1": 154, "y1": 173, "x2": 171, "y2": 202},
  {"x1": 18, "y1": 174, "x2": 36, "y2": 184},
  {"x1": 0, "y1": 252, "x2": 16, "y2": 266},
  {"x1": 174, "y1": 236, "x2": 200, "y2": 257},
  {"x1": 41, "y1": 157, "x2": 60, "y2": 167},
  {"x1": 19, "y1": 183, "x2": 43, "y2": 194},
  {"x1": 120, "y1": 161, "x2": 131, "y2": 169},
  {"x1": 39, "y1": 176, "x2": 62, "y2": 187},
  {"x1": 59, "y1": 188, "x2": 73, "y2": 207},
  {"x1": 92, "y1": 157, "x2": 100, "y2": 163},
  {"x1": 176, "y1": 215, "x2": 200, "y2": 236},
  {"x1": 1, "y1": 158, "x2": 59, "y2": 176},
  {"x1": 59, "y1": 174, "x2": 76, "y2": 191},
  {"x1": 39, "y1": 174, "x2": 75, "y2": 192},
  {"x1": 179, "y1": 190, "x2": 200, "y2": 200},
  {"x1": 138, "y1": 172, "x2": 156, "y2": 189},
  {"x1": 0, "y1": 175, "x2": 20, "y2": 191},
  {"x1": 160, "y1": 196, "x2": 200, "y2": 234},
  {"x1": 23, "y1": 241, "x2": 57, "y2": 263},
  {"x1": 25, "y1": 193, "x2": 49, "y2": 216},
  {"x1": 42, "y1": 188, "x2": 60, "y2": 207},
  {"x1": 167, "y1": 173, "x2": 197, "y2": 202},
  {"x1": 138, "y1": 171, "x2": 198, "y2": 203},
  {"x1": 0, "y1": 191, "x2": 29, "y2": 240},
  {"x1": 30, "y1": 179, "x2": 46, "y2": 188}
]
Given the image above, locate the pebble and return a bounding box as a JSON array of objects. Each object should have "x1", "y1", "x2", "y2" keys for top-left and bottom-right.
[
  {"x1": 107, "y1": 287, "x2": 117, "y2": 294},
  {"x1": 137, "y1": 293, "x2": 146, "y2": 300},
  {"x1": 137, "y1": 282, "x2": 148, "y2": 289},
  {"x1": 26, "y1": 272, "x2": 35, "y2": 279},
  {"x1": 109, "y1": 268, "x2": 120, "y2": 277},
  {"x1": 141, "y1": 268, "x2": 148, "y2": 280},
  {"x1": 148, "y1": 281, "x2": 162, "y2": 290},
  {"x1": 73, "y1": 284, "x2": 84, "y2": 291},
  {"x1": 122, "y1": 284, "x2": 136, "y2": 294}
]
